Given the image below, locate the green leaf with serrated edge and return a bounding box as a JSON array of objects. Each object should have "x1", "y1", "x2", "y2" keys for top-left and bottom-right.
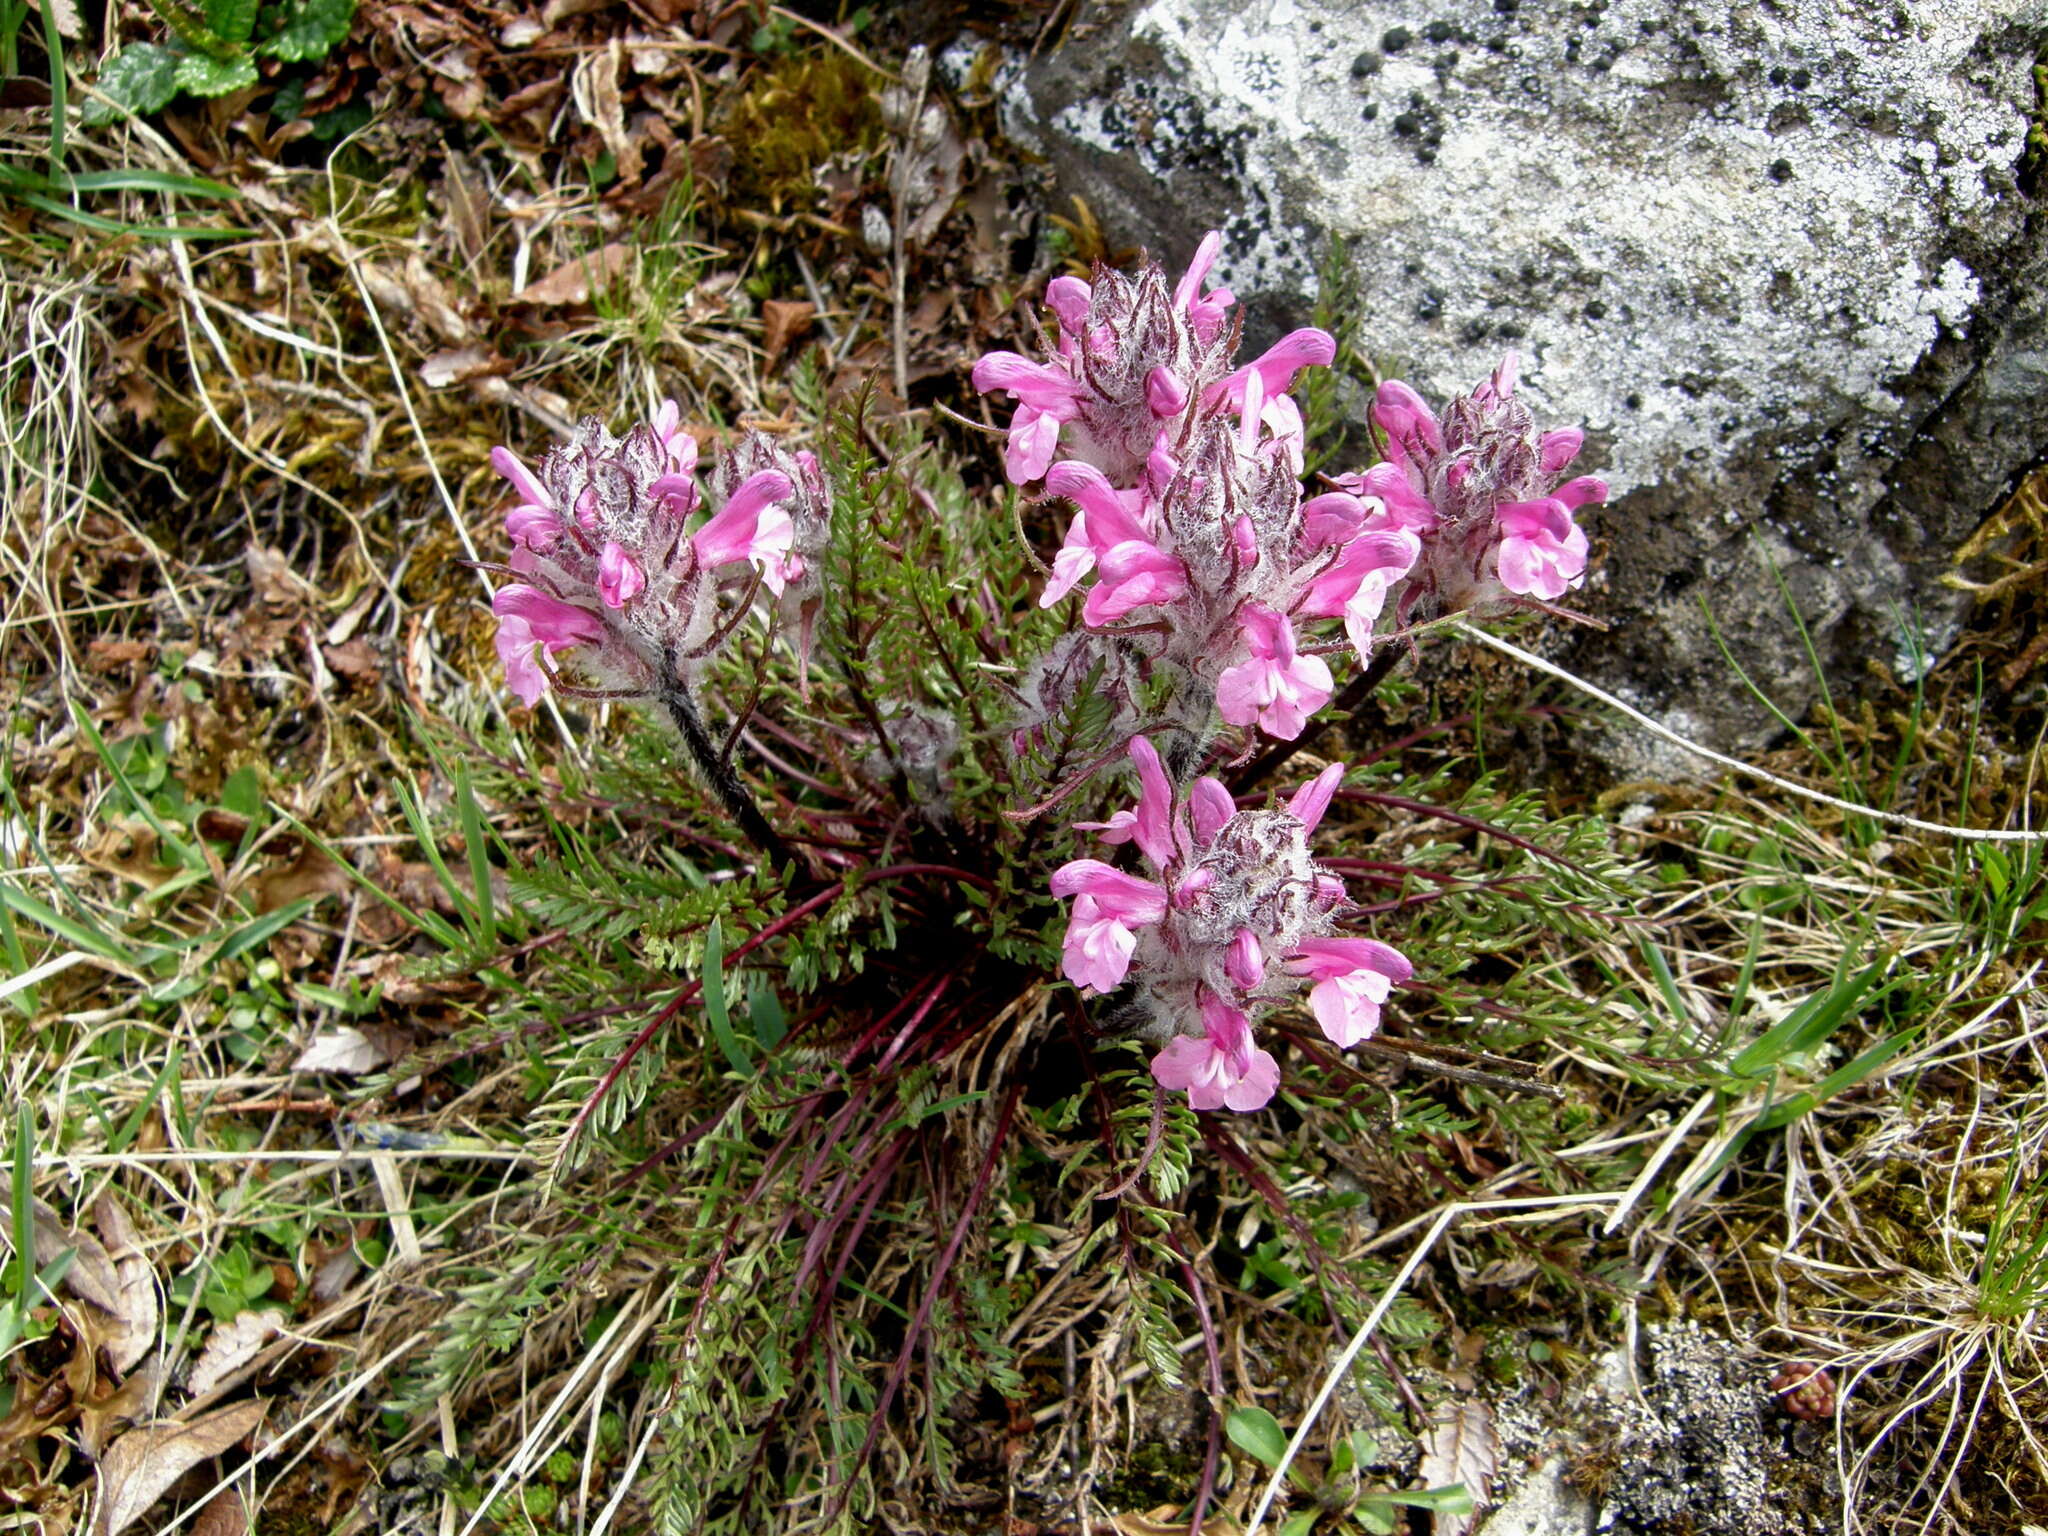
[
  {"x1": 172, "y1": 51, "x2": 258, "y2": 97},
  {"x1": 141, "y1": 0, "x2": 226, "y2": 53},
  {"x1": 261, "y1": 0, "x2": 354, "y2": 59},
  {"x1": 203, "y1": 0, "x2": 255, "y2": 42},
  {"x1": 81, "y1": 45, "x2": 181, "y2": 126},
  {"x1": 1225, "y1": 1405, "x2": 1288, "y2": 1469}
]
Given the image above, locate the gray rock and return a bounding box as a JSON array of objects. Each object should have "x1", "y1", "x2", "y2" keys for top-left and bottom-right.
[{"x1": 1003, "y1": 0, "x2": 2048, "y2": 760}]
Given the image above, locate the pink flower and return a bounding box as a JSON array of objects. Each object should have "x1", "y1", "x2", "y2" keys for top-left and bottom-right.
[
  {"x1": 1215, "y1": 604, "x2": 1333, "y2": 740},
  {"x1": 1296, "y1": 528, "x2": 1423, "y2": 663},
  {"x1": 1495, "y1": 499, "x2": 1590, "y2": 600},
  {"x1": 1150, "y1": 994, "x2": 1280, "y2": 1112},
  {"x1": 1042, "y1": 461, "x2": 1189, "y2": 621},
  {"x1": 1285, "y1": 937, "x2": 1414, "y2": 1048},
  {"x1": 1048, "y1": 860, "x2": 1168, "y2": 992},
  {"x1": 972, "y1": 353, "x2": 1083, "y2": 484},
  {"x1": 1073, "y1": 736, "x2": 1178, "y2": 867},
  {"x1": 692, "y1": 470, "x2": 797, "y2": 591},
  {"x1": 1354, "y1": 355, "x2": 1608, "y2": 617},
  {"x1": 598, "y1": 542, "x2": 645, "y2": 608},
  {"x1": 1210, "y1": 328, "x2": 1338, "y2": 414},
  {"x1": 1173, "y1": 230, "x2": 1235, "y2": 344},
  {"x1": 492, "y1": 584, "x2": 604, "y2": 706}
]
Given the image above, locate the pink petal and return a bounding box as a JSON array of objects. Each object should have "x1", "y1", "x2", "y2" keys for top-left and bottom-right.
[
  {"x1": 1049, "y1": 860, "x2": 1169, "y2": 922},
  {"x1": 693, "y1": 470, "x2": 794, "y2": 569},
  {"x1": 1300, "y1": 492, "x2": 1368, "y2": 549},
  {"x1": 1046, "y1": 275, "x2": 1093, "y2": 335},
  {"x1": 1553, "y1": 475, "x2": 1608, "y2": 510},
  {"x1": 1173, "y1": 230, "x2": 1223, "y2": 314},
  {"x1": 598, "y1": 541, "x2": 645, "y2": 608},
  {"x1": 490, "y1": 446, "x2": 551, "y2": 512},
  {"x1": 1006, "y1": 406, "x2": 1064, "y2": 484},
  {"x1": 1247, "y1": 328, "x2": 1336, "y2": 396},
  {"x1": 1221, "y1": 1047, "x2": 1279, "y2": 1111},
  {"x1": 1286, "y1": 936, "x2": 1413, "y2": 985},
  {"x1": 1286, "y1": 762, "x2": 1346, "y2": 834},
  {"x1": 1186, "y1": 777, "x2": 1237, "y2": 845},
  {"x1": 493, "y1": 584, "x2": 604, "y2": 647},
  {"x1": 1062, "y1": 897, "x2": 1141, "y2": 992},
  {"x1": 1226, "y1": 928, "x2": 1265, "y2": 988},
  {"x1": 972, "y1": 351, "x2": 1082, "y2": 411},
  {"x1": 1150, "y1": 1033, "x2": 1220, "y2": 1104},
  {"x1": 1127, "y1": 736, "x2": 1176, "y2": 870},
  {"x1": 1147, "y1": 366, "x2": 1189, "y2": 418},
  {"x1": 505, "y1": 503, "x2": 561, "y2": 552},
  {"x1": 1539, "y1": 428, "x2": 1584, "y2": 474}
]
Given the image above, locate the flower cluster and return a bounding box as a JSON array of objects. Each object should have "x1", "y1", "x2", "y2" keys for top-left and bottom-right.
[
  {"x1": 1051, "y1": 737, "x2": 1411, "y2": 1112},
  {"x1": 974, "y1": 235, "x2": 1423, "y2": 746},
  {"x1": 1348, "y1": 353, "x2": 1608, "y2": 618},
  {"x1": 488, "y1": 402, "x2": 826, "y2": 707}
]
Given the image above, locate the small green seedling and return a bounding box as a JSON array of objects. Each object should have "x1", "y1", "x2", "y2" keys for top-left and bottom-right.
[{"x1": 1226, "y1": 1404, "x2": 1476, "y2": 1534}]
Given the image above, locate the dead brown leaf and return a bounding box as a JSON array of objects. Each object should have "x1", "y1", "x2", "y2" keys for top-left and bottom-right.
[
  {"x1": 92, "y1": 1400, "x2": 267, "y2": 1536},
  {"x1": 251, "y1": 844, "x2": 350, "y2": 914},
  {"x1": 511, "y1": 243, "x2": 631, "y2": 306},
  {"x1": 244, "y1": 546, "x2": 312, "y2": 611},
  {"x1": 1416, "y1": 1396, "x2": 1499, "y2": 1536},
  {"x1": 419, "y1": 347, "x2": 506, "y2": 390},
  {"x1": 188, "y1": 1486, "x2": 249, "y2": 1536},
  {"x1": 320, "y1": 637, "x2": 384, "y2": 683},
  {"x1": 79, "y1": 1362, "x2": 162, "y2": 1459},
  {"x1": 761, "y1": 299, "x2": 815, "y2": 367},
  {"x1": 187, "y1": 1311, "x2": 286, "y2": 1399},
  {"x1": 92, "y1": 1196, "x2": 158, "y2": 1376},
  {"x1": 86, "y1": 638, "x2": 154, "y2": 672}
]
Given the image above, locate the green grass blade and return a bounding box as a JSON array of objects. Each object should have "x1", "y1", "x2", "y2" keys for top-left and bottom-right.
[
  {"x1": 109, "y1": 1046, "x2": 182, "y2": 1156},
  {"x1": 455, "y1": 765, "x2": 495, "y2": 939},
  {"x1": 68, "y1": 702, "x2": 203, "y2": 872},
  {"x1": 212, "y1": 898, "x2": 317, "y2": 963},
  {"x1": 701, "y1": 917, "x2": 751, "y2": 1076}
]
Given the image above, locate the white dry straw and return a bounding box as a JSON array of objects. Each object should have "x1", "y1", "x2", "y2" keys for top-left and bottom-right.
[{"x1": 1456, "y1": 623, "x2": 2044, "y2": 844}]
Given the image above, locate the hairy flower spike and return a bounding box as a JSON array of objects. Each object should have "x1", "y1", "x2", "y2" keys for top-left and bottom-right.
[
  {"x1": 486, "y1": 406, "x2": 826, "y2": 708},
  {"x1": 1343, "y1": 353, "x2": 1608, "y2": 617},
  {"x1": 1050, "y1": 737, "x2": 1412, "y2": 1112},
  {"x1": 983, "y1": 234, "x2": 1425, "y2": 750}
]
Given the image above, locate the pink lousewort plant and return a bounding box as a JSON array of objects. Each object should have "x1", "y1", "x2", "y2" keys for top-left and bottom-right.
[
  {"x1": 487, "y1": 402, "x2": 825, "y2": 708},
  {"x1": 1343, "y1": 352, "x2": 1608, "y2": 617},
  {"x1": 1050, "y1": 736, "x2": 1412, "y2": 1112},
  {"x1": 976, "y1": 234, "x2": 1424, "y2": 753},
  {"x1": 487, "y1": 403, "x2": 827, "y2": 864}
]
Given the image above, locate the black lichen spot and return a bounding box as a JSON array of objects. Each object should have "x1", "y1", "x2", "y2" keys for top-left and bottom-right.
[
  {"x1": 1495, "y1": 321, "x2": 1526, "y2": 339},
  {"x1": 1382, "y1": 25, "x2": 1412, "y2": 52},
  {"x1": 1350, "y1": 50, "x2": 1382, "y2": 79},
  {"x1": 1769, "y1": 157, "x2": 1793, "y2": 182},
  {"x1": 1416, "y1": 288, "x2": 1444, "y2": 321},
  {"x1": 1362, "y1": 101, "x2": 1380, "y2": 120},
  {"x1": 1584, "y1": 299, "x2": 1607, "y2": 320},
  {"x1": 1423, "y1": 19, "x2": 1456, "y2": 43},
  {"x1": 1625, "y1": 392, "x2": 1642, "y2": 410},
  {"x1": 1393, "y1": 110, "x2": 1421, "y2": 136},
  {"x1": 1790, "y1": 66, "x2": 1811, "y2": 89},
  {"x1": 1460, "y1": 317, "x2": 1492, "y2": 344}
]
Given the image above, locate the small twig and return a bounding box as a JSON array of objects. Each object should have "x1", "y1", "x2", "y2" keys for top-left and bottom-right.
[{"x1": 1458, "y1": 623, "x2": 2048, "y2": 843}]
